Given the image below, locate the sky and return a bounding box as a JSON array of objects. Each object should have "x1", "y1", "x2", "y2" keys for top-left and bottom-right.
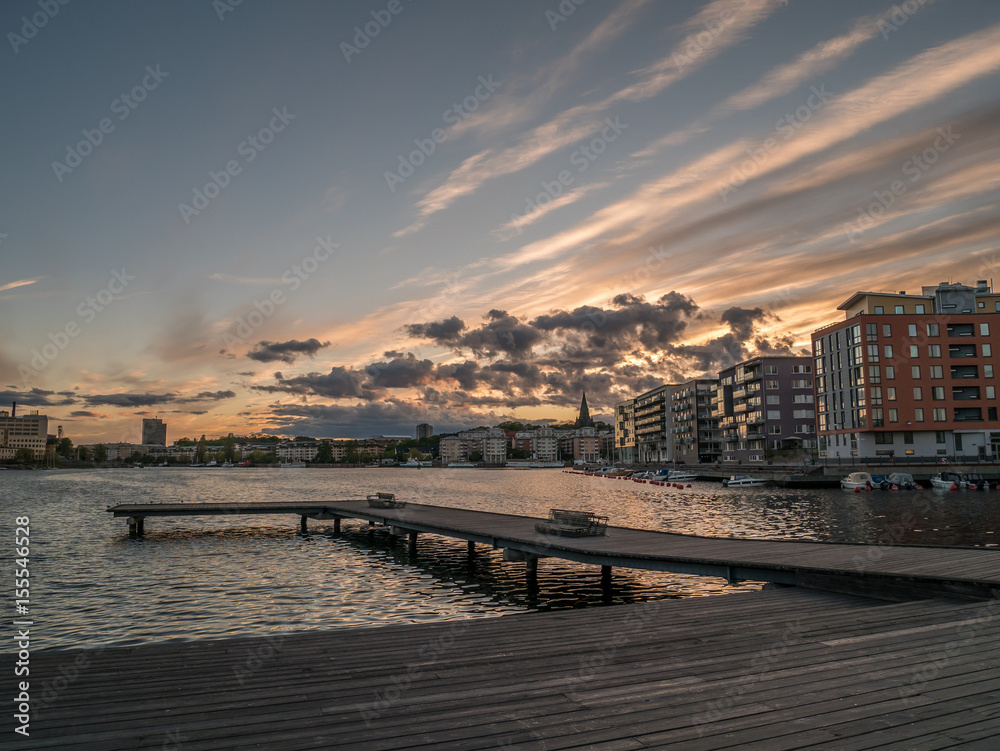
[{"x1": 2, "y1": 0, "x2": 1000, "y2": 443}]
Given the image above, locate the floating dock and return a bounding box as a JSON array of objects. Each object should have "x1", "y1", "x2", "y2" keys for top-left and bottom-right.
[{"x1": 107, "y1": 500, "x2": 1000, "y2": 601}]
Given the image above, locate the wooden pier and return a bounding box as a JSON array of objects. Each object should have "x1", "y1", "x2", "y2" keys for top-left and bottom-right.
[
  {"x1": 107, "y1": 500, "x2": 1000, "y2": 601},
  {"x1": 6, "y1": 587, "x2": 1000, "y2": 750}
]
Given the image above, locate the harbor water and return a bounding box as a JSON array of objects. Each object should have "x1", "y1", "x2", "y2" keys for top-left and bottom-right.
[{"x1": 2, "y1": 467, "x2": 997, "y2": 651}]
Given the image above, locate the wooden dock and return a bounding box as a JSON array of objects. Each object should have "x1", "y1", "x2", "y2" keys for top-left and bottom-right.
[
  {"x1": 107, "y1": 500, "x2": 1000, "y2": 601},
  {"x1": 6, "y1": 587, "x2": 1000, "y2": 750}
]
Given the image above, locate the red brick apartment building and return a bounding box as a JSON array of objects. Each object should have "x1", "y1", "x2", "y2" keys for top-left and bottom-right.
[{"x1": 812, "y1": 281, "x2": 1000, "y2": 461}]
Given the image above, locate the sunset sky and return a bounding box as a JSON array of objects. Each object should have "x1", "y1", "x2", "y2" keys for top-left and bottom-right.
[{"x1": 2, "y1": 0, "x2": 1000, "y2": 442}]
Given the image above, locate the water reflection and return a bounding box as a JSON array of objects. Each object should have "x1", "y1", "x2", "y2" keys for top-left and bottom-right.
[{"x1": 4, "y1": 468, "x2": 996, "y2": 650}]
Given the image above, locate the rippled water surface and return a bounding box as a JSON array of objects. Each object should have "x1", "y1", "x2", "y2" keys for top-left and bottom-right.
[{"x1": 2, "y1": 467, "x2": 997, "y2": 650}]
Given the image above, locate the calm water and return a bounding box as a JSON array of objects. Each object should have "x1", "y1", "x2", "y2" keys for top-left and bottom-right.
[{"x1": 1, "y1": 467, "x2": 997, "y2": 651}]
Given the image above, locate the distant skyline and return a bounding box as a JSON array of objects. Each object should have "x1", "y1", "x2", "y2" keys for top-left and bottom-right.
[{"x1": 3, "y1": 0, "x2": 1000, "y2": 442}]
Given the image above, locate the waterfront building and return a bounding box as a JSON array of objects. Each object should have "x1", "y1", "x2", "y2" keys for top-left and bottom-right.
[
  {"x1": 439, "y1": 435, "x2": 468, "y2": 465},
  {"x1": 531, "y1": 427, "x2": 559, "y2": 461},
  {"x1": 670, "y1": 379, "x2": 721, "y2": 463},
  {"x1": 716, "y1": 356, "x2": 816, "y2": 465},
  {"x1": 415, "y1": 423, "x2": 433, "y2": 439},
  {"x1": 634, "y1": 384, "x2": 671, "y2": 463},
  {"x1": 277, "y1": 440, "x2": 321, "y2": 463},
  {"x1": 0, "y1": 407, "x2": 48, "y2": 459},
  {"x1": 812, "y1": 280, "x2": 1000, "y2": 460},
  {"x1": 614, "y1": 399, "x2": 637, "y2": 464},
  {"x1": 141, "y1": 417, "x2": 167, "y2": 446}
]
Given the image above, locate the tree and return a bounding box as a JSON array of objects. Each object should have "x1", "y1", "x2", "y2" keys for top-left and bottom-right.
[
  {"x1": 56, "y1": 437, "x2": 74, "y2": 458},
  {"x1": 314, "y1": 440, "x2": 334, "y2": 463},
  {"x1": 78, "y1": 446, "x2": 90, "y2": 461},
  {"x1": 222, "y1": 434, "x2": 237, "y2": 463},
  {"x1": 94, "y1": 444, "x2": 108, "y2": 463},
  {"x1": 196, "y1": 435, "x2": 207, "y2": 463},
  {"x1": 14, "y1": 448, "x2": 36, "y2": 465}
]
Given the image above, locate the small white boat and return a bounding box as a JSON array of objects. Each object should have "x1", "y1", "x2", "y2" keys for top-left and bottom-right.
[
  {"x1": 929, "y1": 472, "x2": 967, "y2": 490},
  {"x1": 666, "y1": 469, "x2": 698, "y2": 482},
  {"x1": 400, "y1": 459, "x2": 432, "y2": 468},
  {"x1": 280, "y1": 462, "x2": 306, "y2": 468},
  {"x1": 722, "y1": 474, "x2": 767, "y2": 487},
  {"x1": 841, "y1": 472, "x2": 874, "y2": 490},
  {"x1": 447, "y1": 461, "x2": 478, "y2": 468}
]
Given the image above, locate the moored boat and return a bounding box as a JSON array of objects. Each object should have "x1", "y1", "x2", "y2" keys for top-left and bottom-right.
[
  {"x1": 841, "y1": 472, "x2": 874, "y2": 490},
  {"x1": 721, "y1": 474, "x2": 767, "y2": 487},
  {"x1": 929, "y1": 472, "x2": 966, "y2": 490}
]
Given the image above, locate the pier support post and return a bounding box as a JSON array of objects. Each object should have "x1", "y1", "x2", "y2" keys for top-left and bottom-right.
[
  {"x1": 127, "y1": 516, "x2": 145, "y2": 537},
  {"x1": 601, "y1": 565, "x2": 613, "y2": 602},
  {"x1": 333, "y1": 517, "x2": 341, "y2": 534},
  {"x1": 467, "y1": 540, "x2": 476, "y2": 559},
  {"x1": 300, "y1": 515, "x2": 308, "y2": 534},
  {"x1": 408, "y1": 531, "x2": 418, "y2": 556}
]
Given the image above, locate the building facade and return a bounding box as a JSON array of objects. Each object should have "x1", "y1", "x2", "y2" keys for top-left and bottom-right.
[
  {"x1": 141, "y1": 417, "x2": 167, "y2": 446},
  {"x1": 813, "y1": 281, "x2": 1000, "y2": 460},
  {"x1": 415, "y1": 423, "x2": 433, "y2": 439},
  {"x1": 0, "y1": 409, "x2": 48, "y2": 459},
  {"x1": 670, "y1": 379, "x2": 720, "y2": 463},
  {"x1": 633, "y1": 385, "x2": 671, "y2": 463},
  {"x1": 613, "y1": 400, "x2": 637, "y2": 464},
  {"x1": 717, "y1": 356, "x2": 816, "y2": 464},
  {"x1": 531, "y1": 427, "x2": 559, "y2": 461}
]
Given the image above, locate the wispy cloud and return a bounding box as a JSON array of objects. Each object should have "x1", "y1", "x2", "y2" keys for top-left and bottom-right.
[
  {"x1": 401, "y1": 0, "x2": 786, "y2": 233},
  {"x1": 0, "y1": 277, "x2": 42, "y2": 293}
]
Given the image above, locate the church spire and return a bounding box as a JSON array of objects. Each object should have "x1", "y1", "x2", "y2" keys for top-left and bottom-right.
[{"x1": 576, "y1": 391, "x2": 593, "y2": 428}]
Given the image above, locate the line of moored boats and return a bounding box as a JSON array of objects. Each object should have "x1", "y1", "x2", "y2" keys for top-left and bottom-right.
[{"x1": 840, "y1": 471, "x2": 997, "y2": 491}]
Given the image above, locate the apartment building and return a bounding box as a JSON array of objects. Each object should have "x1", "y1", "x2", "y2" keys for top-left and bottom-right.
[
  {"x1": 813, "y1": 281, "x2": 1000, "y2": 460},
  {"x1": 716, "y1": 356, "x2": 816, "y2": 464},
  {"x1": 559, "y1": 426, "x2": 602, "y2": 463},
  {"x1": 670, "y1": 379, "x2": 720, "y2": 463},
  {"x1": 141, "y1": 417, "x2": 167, "y2": 446},
  {"x1": 530, "y1": 427, "x2": 559, "y2": 461},
  {"x1": 0, "y1": 408, "x2": 48, "y2": 459},
  {"x1": 613, "y1": 400, "x2": 637, "y2": 464},
  {"x1": 633, "y1": 384, "x2": 671, "y2": 463},
  {"x1": 439, "y1": 435, "x2": 468, "y2": 464}
]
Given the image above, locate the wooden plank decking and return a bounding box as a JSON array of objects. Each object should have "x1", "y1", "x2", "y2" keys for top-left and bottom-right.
[
  {"x1": 107, "y1": 500, "x2": 1000, "y2": 600},
  {"x1": 5, "y1": 588, "x2": 1000, "y2": 750}
]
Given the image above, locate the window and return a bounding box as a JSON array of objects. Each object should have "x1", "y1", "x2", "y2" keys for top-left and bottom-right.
[
  {"x1": 980, "y1": 302, "x2": 986, "y2": 309},
  {"x1": 766, "y1": 395, "x2": 780, "y2": 405},
  {"x1": 793, "y1": 394, "x2": 814, "y2": 403},
  {"x1": 987, "y1": 365, "x2": 994, "y2": 378},
  {"x1": 915, "y1": 304, "x2": 925, "y2": 314},
  {"x1": 914, "y1": 408, "x2": 924, "y2": 422},
  {"x1": 882, "y1": 324, "x2": 892, "y2": 337},
  {"x1": 791, "y1": 379, "x2": 813, "y2": 389},
  {"x1": 766, "y1": 379, "x2": 779, "y2": 390},
  {"x1": 935, "y1": 431, "x2": 946, "y2": 443},
  {"x1": 895, "y1": 305, "x2": 904, "y2": 314},
  {"x1": 927, "y1": 323, "x2": 939, "y2": 336},
  {"x1": 766, "y1": 410, "x2": 780, "y2": 420},
  {"x1": 909, "y1": 345, "x2": 919, "y2": 358},
  {"x1": 987, "y1": 386, "x2": 996, "y2": 399},
  {"x1": 991, "y1": 407, "x2": 998, "y2": 421},
  {"x1": 874, "y1": 432, "x2": 894, "y2": 444},
  {"x1": 866, "y1": 323, "x2": 878, "y2": 341},
  {"x1": 769, "y1": 424, "x2": 781, "y2": 434},
  {"x1": 908, "y1": 324, "x2": 917, "y2": 337},
  {"x1": 930, "y1": 365, "x2": 943, "y2": 379},
  {"x1": 913, "y1": 386, "x2": 923, "y2": 400},
  {"x1": 868, "y1": 365, "x2": 881, "y2": 384},
  {"x1": 874, "y1": 306, "x2": 884, "y2": 314},
  {"x1": 928, "y1": 344, "x2": 941, "y2": 357},
  {"x1": 984, "y1": 344, "x2": 993, "y2": 357},
  {"x1": 982, "y1": 323, "x2": 991, "y2": 336},
  {"x1": 903, "y1": 432, "x2": 913, "y2": 444},
  {"x1": 870, "y1": 386, "x2": 882, "y2": 405},
  {"x1": 764, "y1": 365, "x2": 778, "y2": 374},
  {"x1": 932, "y1": 386, "x2": 945, "y2": 400},
  {"x1": 887, "y1": 387, "x2": 896, "y2": 400},
  {"x1": 868, "y1": 344, "x2": 879, "y2": 362},
  {"x1": 884, "y1": 344, "x2": 893, "y2": 359},
  {"x1": 792, "y1": 409, "x2": 815, "y2": 419},
  {"x1": 933, "y1": 408, "x2": 946, "y2": 422},
  {"x1": 888, "y1": 408, "x2": 898, "y2": 423},
  {"x1": 912, "y1": 365, "x2": 921, "y2": 379},
  {"x1": 885, "y1": 366, "x2": 895, "y2": 380}
]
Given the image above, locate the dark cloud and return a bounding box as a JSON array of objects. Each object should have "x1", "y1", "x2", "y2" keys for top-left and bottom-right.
[
  {"x1": 365, "y1": 353, "x2": 436, "y2": 389},
  {"x1": 0, "y1": 389, "x2": 77, "y2": 407},
  {"x1": 404, "y1": 316, "x2": 465, "y2": 344},
  {"x1": 407, "y1": 311, "x2": 541, "y2": 358},
  {"x1": 247, "y1": 338, "x2": 331, "y2": 364},
  {"x1": 69, "y1": 411, "x2": 106, "y2": 418},
  {"x1": 82, "y1": 393, "x2": 178, "y2": 408},
  {"x1": 187, "y1": 390, "x2": 237, "y2": 401},
  {"x1": 252, "y1": 366, "x2": 368, "y2": 399}
]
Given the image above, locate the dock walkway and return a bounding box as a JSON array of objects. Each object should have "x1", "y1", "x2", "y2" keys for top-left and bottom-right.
[
  {"x1": 6, "y1": 588, "x2": 1000, "y2": 750},
  {"x1": 107, "y1": 500, "x2": 1000, "y2": 600}
]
